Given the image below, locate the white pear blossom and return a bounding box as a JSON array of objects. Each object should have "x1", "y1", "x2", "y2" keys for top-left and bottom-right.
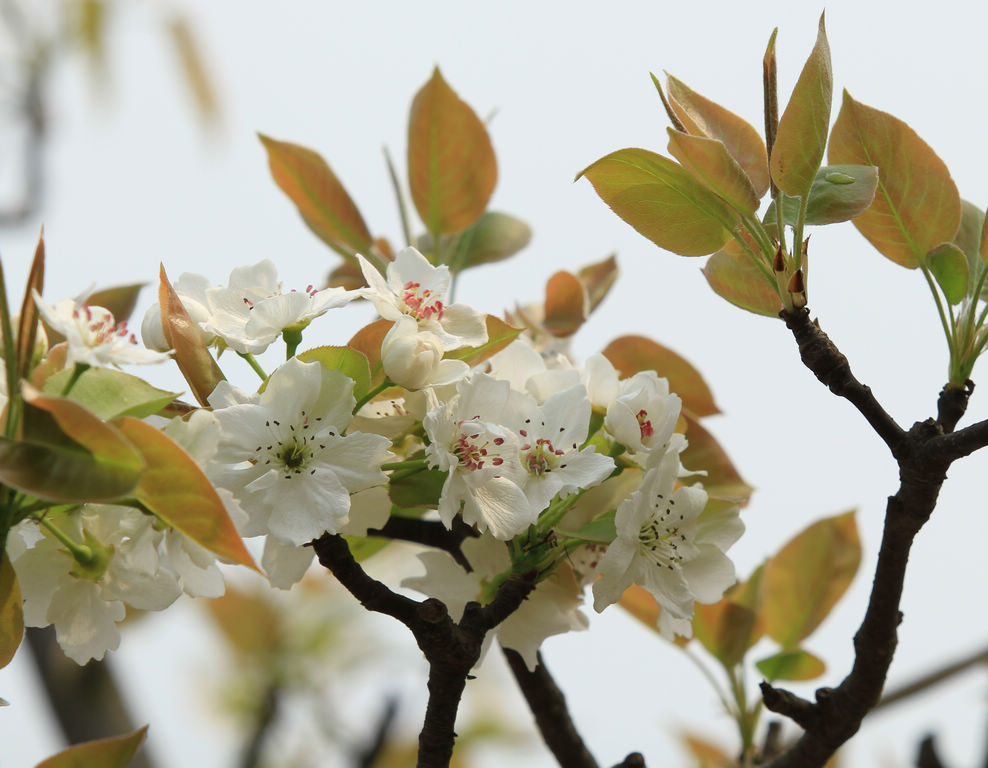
[
  {"x1": 424, "y1": 373, "x2": 536, "y2": 539},
  {"x1": 380, "y1": 316, "x2": 469, "y2": 390},
  {"x1": 603, "y1": 369, "x2": 681, "y2": 459},
  {"x1": 34, "y1": 292, "x2": 170, "y2": 369},
  {"x1": 592, "y1": 442, "x2": 743, "y2": 639},
  {"x1": 141, "y1": 272, "x2": 216, "y2": 351},
  {"x1": 358, "y1": 247, "x2": 487, "y2": 350},
  {"x1": 484, "y1": 336, "x2": 580, "y2": 402},
  {"x1": 211, "y1": 358, "x2": 393, "y2": 546}
]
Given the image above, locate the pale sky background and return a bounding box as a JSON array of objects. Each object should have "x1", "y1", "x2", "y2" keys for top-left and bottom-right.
[{"x1": 1, "y1": 1, "x2": 987, "y2": 767}]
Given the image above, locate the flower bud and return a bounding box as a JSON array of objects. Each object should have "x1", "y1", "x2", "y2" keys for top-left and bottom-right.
[{"x1": 381, "y1": 316, "x2": 467, "y2": 390}]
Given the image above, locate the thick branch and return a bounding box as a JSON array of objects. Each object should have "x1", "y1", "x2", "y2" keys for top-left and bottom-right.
[
  {"x1": 502, "y1": 647, "x2": 599, "y2": 768},
  {"x1": 936, "y1": 381, "x2": 973, "y2": 433},
  {"x1": 780, "y1": 309, "x2": 905, "y2": 453},
  {"x1": 368, "y1": 517, "x2": 478, "y2": 571},
  {"x1": 930, "y1": 417, "x2": 988, "y2": 462}
]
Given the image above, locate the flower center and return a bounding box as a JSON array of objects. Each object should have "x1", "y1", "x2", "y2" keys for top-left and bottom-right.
[
  {"x1": 73, "y1": 305, "x2": 137, "y2": 346},
  {"x1": 453, "y1": 418, "x2": 504, "y2": 472},
  {"x1": 243, "y1": 284, "x2": 318, "y2": 309},
  {"x1": 636, "y1": 409, "x2": 654, "y2": 440},
  {"x1": 401, "y1": 281, "x2": 445, "y2": 322},
  {"x1": 638, "y1": 493, "x2": 689, "y2": 572},
  {"x1": 522, "y1": 437, "x2": 565, "y2": 476},
  {"x1": 251, "y1": 410, "x2": 333, "y2": 480}
]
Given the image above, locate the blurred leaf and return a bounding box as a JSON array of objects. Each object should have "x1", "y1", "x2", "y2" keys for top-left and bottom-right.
[
  {"x1": 113, "y1": 417, "x2": 258, "y2": 571},
  {"x1": 926, "y1": 243, "x2": 969, "y2": 305},
  {"x1": 603, "y1": 335, "x2": 720, "y2": 417},
  {"x1": 389, "y1": 467, "x2": 446, "y2": 509},
  {"x1": 665, "y1": 74, "x2": 770, "y2": 197},
  {"x1": 43, "y1": 368, "x2": 178, "y2": 420},
  {"x1": 298, "y1": 346, "x2": 371, "y2": 404},
  {"x1": 65, "y1": 0, "x2": 110, "y2": 76},
  {"x1": 763, "y1": 509, "x2": 860, "y2": 648},
  {"x1": 31, "y1": 343, "x2": 67, "y2": 389},
  {"x1": 578, "y1": 148, "x2": 737, "y2": 257},
  {"x1": 829, "y1": 91, "x2": 960, "y2": 268},
  {"x1": 35, "y1": 725, "x2": 148, "y2": 768},
  {"x1": 167, "y1": 15, "x2": 220, "y2": 126},
  {"x1": 692, "y1": 597, "x2": 757, "y2": 669},
  {"x1": 578, "y1": 254, "x2": 618, "y2": 313},
  {"x1": 159, "y1": 265, "x2": 225, "y2": 407},
  {"x1": 17, "y1": 230, "x2": 44, "y2": 383},
  {"x1": 348, "y1": 319, "x2": 393, "y2": 388},
  {"x1": 702, "y1": 239, "x2": 781, "y2": 317},
  {"x1": 447, "y1": 212, "x2": 532, "y2": 272},
  {"x1": 679, "y1": 731, "x2": 734, "y2": 768},
  {"x1": 558, "y1": 514, "x2": 616, "y2": 544},
  {"x1": 756, "y1": 648, "x2": 826, "y2": 681},
  {"x1": 765, "y1": 165, "x2": 878, "y2": 227},
  {"x1": 667, "y1": 129, "x2": 760, "y2": 214},
  {"x1": 344, "y1": 536, "x2": 392, "y2": 562},
  {"x1": 327, "y1": 259, "x2": 366, "y2": 291},
  {"x1": 953, "y1": 200, "x2": 983, "y2": 264},
  {"x1": 85, "y1": 284, "x2": 145, "y2": 325},
  {"x1": 446, "y1": 315, "x2": 522, "y2": 367},
  {"x1": 259, "y1": 135, "x2": 374, "y2": 258},
  {"x1": 408, "y1": 67, "x2": 497, "y2": 237},
  {"x1": 543, "y1": 271, "x2": 588, "y2": 338},
  {"x1": 617, "y1": 584, "x2": 662, "y2": 633},
  {"x1": 0, "y1": 556, "x2": 23, "y2": 669},
  {"x1": 205, "y1": 586, "x2": 280, "y2": 657},
  {"x1": 770, "y1": 14, "x2": 832, "y2": 197}
]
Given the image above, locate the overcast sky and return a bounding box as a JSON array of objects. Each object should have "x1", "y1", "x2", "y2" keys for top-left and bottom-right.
[{"x1": 2, "y1": 1, "x2": 987, "y2": 766}]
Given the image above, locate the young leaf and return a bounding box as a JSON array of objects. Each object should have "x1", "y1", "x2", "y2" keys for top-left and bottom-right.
[
  {"x1": 85, "y1": 283, "x2": 145, "y2": 324},
  {"x1": 42, "y1": 367, "x2": 179, "y2": 420},
  {"x1": 543, "y1": 271, "x2": 588, "y2": 338},
  {"x1": 298, "y1": 346, "x2": 372, "y2": 404},
  {"x1": 693, "y1": 597, "x2": 759, "y2": 669},
  {"x1": 756, "y1": 648, "x2": 826, "y2": 681},
  {"x1": 445, "y1": 315, "x2": 522, "y2": 367},
  {"x1": 770, "y1": 14, "x2": 833, "y2": 197},
  {"x1": 348, "y1": 319, "x2": 393, "y2": 388},
  {"x1": 258, "y1": 134, "x2": 374, "y2": 258},
  {"x1": 578, "y1": 254, "x2": 618, "y2": 313},
  {"x1": 927, "y1": 243, "x2": 969, "y2": 305},
  {"x1": 0, "y1": 556, "x2": 23, "y2": 669},
  {"x1": 602, "y1": 335, "x2": 720, "y2": 417},
  {"x1": 702, "y1": 241, "x2": 781, "y2": 317},
  {"x1": 204, "y1": 586, "x2": 280, "y2": 657},
  {"x1": 762, "y1": 509, "x2": 860, "y2": 648},
  {"x1": 765, "y1": 165, "x2": 879, "y2": 227},
  {"x1": 159, "y1": 265, "x2": 225, "y2": 406},
  {"x1": 665, "y1": 74, "x2": 770, "y2": 197},
  {"x1": 408, "y1": 67, "x2": 497, "y2": 237},
  {"x1": 578, "y1": 148, "x2": 738, "y2": 257},
  {"x1": 446, "y1": 211, "x2": 532, "y2": 272},
  {"x1": 679, "y1": 416, "x2": 753, "y2": 504},
  {"x1": 667, "y1": 129, "x2": 760, "y2": 214},
  {"x1": 35, "y1": 725, "x2": 148, "y2": 768},
  {"x1": 388, "y1": 467, "x2": 446, "y2": 509},
  {"x1": 829, "y1": 92, "x2": 961, "y2": 268},
  {"x1": 16, "y1": 229, "x2": 44, "y2": 383},
  {"x1": 112, "y1": 417, "x2": 259, "y2": 572}
]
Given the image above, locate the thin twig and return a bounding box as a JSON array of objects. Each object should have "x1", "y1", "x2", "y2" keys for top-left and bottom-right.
[
  {"x1": 368, "y1": 517, "x2": 478, "y2": 572},
  {"x1": 874, "y1": 645, "x2": 988, "y2": 712}
]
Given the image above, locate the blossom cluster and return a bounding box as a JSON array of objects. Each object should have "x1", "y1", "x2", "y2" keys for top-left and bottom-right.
[{"x1": 5, "y1": 246, "x2": 743, "y2": 666}]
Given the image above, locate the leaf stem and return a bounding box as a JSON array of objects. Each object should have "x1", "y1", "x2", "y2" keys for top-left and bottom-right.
[
  {"x1": 353, "y1": 380, "x2": 392, "y2": 413},
  {"x1": 383, "y1": 145, "x2": 413, "y2": 249},
  {"x1": 919, "y1": 264, "x2": 958, "y2": 379},
  {"x1": 0, "y1": 256, "x2": 20, "y2": 438},
  {"x1": 238, "y1": 352, "x2": 268, "y2": 382},
  {"x1": 60, "y1": 362, "x2": 90, "y2": 396}
]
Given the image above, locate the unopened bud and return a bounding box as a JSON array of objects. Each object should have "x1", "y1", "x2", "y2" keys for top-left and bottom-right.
[
  {"x1": 787, "y1": 269, "x2": 807, "y2": 309},
  {"x1": 773, "y1": 246, "x2": 786, "y2": 273}
]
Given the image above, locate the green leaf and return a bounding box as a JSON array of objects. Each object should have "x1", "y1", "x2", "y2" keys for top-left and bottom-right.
[
  {"x1": 0, "y1": 556, "x2": 23, "y2": 669},
  {"x1": 344, "y1": 535, "x2": 393, "y2": 562},
  {"x1": 43, "y1": 368, "x2": 178, "y2": 420},
  {"x1": 445, "y1": 315, "x2": 522, "y2": 367},
  {"x1": 16, "y1": 230, "x2": 45, "y2": 383},
  {"x1": 693, "y1": 598, "x2": 759, "y2": 668},
  {"x1": 258, "y1": 134, "x2": 374, "y2": 258},
  {"x1": 408, "y1": 67, "x2": 497, "y2": 237},
  {"x1": 702, "y1": 242, "x2": 782, "y2": 317},
  {"x1": 543, "y1": 272, "x2": 588, "y2": 338},
  {"x1": 446, "y1": 211, "x2": 532, "y2": 272},
  {"x1": 679, "y1": 417, "x2": 753, "y2": 504},
  {"x1": 578, "y1": 254, "x2": 619, "y2": 313},
  {"x1": 664, "y1": 74, "x2": 770, "y2": 198},
  {"x1": 770, "y1": 14, "x2": 832, "y2": 197},
  {"x1": 764, "y1": 165, "x2": 878, "y2": 227},
  {"x1": 927, "y1": 243, "x2": 969, "y2": 305},
  {"x1": 763, "y1": 510, "x2": 860, "y2": 648},
  {"x1": 667, "y1": 129, "x2": 759, "y2": 214},
  {"x1": 298, "y1": 346, "x2": 372, "y2": 404},
  {"x1": 558, "y1": 514, "x2": 616, "y2": 544},
  {"x1": 578, "y1": 148, "x2": 738, "y2": 257},
  {"x1": 85, "y1": 283, "x2": 145, "y2": 324},
  {"x1": 388, "y1": 467, "x2": 446, "y2": 509},
  {"x1": 602, "y1": 335, "x2": 720, "y2": 417},
  {"x1": 113, "y1": 417, "x2": 259, "y2": 572},
  {"x1": 828, "y1": 91, "x2": 961, "y2": 268},
  {"x1": 756, "y1": 649, "x2": 826, "y2": 681},
  {"x1": 35, "y1": 726, "x2": 148, "y2": 768}
]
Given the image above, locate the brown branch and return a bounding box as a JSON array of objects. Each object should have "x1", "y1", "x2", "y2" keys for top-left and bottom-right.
[
  {"x1": 936, "y1": 381, "x2": 974, "y2": 433},
  {"x1": 874, "y1": 644, "x2": 988, "y2": 712},
  {"x1": 368, "y1": 516, "x2": 478, "y2": 572},
  {"x1": 610, "y1": 754, "x2": 646, "y2": 768},
  {"x1": 240, "y1": 684, "x2": 278, "y2": 768},
  {"x1": 917, "y1": 734, "x2": 948, "y2": 768},
  {"x1": 930, "y1": 416, "x2": 988, "y2": 462},
  {"x1": 502, "y1": 647, "x2": 600, "y2": 768}
]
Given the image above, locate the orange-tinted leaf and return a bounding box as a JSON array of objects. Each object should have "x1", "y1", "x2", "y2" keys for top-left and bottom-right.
[
  {"x1": 35, "y1": 725, "x2": 148, "y2": 768},
  {"x1": 578, "y1": 254, "x2": 618, "y2": 313},
  {"x1": 408, "y1": 67, "x2": 497, "y2": 237},
  {"x1": 86, "y1": 284, "x2": 145, "y2": 324},
  {"x1": 17, "y1": 229, "x2": 44, "y2": 382},
  {"x1": 327, "y1": 259, "x2": 367, "y2": 291},
  {"x1": 204, "y1": 586, "x2": 279, "y2": 657},
  {"x1": 446, "y1": 315, "x2": 522, "y2": 367},
  {"x1": 693, "y1": 597, "x2": 758, "y2": 668},
  {"x1": 679, "y1": 415, "x2": 752, "y2": 503},
  {"x1": 602, "y1": 335, "x2": 719, "y2": 417},
  {"x1": 679, "y1": 732, "x2": 734, "y2": 768},
  {"x1": 756, "y1": 648, "x2": 826, "y2": 681},
  {"x1": 167, "y1": 15, "x2": 220, "y2": 126},
  {"x1": 666, "y1": 74, "x2": 770, "y2": 198},
  {"x1": 31, "y1": 342, "x2": 67, "y2": 389},
  {"x1": 828, "y1": 92, "x2": 960, "y2": 268},
  {"x1": 113, "y1": 417, "x2": 258, "y2": 572},
  {"x1": 667, "y1": 129, "x2": 759, "y2": 214},
  {"x1": 578, "y1": 148, "x2": 737, "y2": 257},
  {"x1": 159, "y1": 265, "x2": 225, "y2": 407},
  {"x1": 259, "y1": 134, "x2": 374, "y2": 258},
  {"x1": 702, "y1": 243, "x2": 782, "y2": 317},
  {"x1": 770, "y1": 14, "x2": 832, "y2": 197},
  {"x1": 348, "y1": 319, "x2": 393, "y2": 387},
  {"x1": 543, "y1": 271, "x2": 588, "y2": 338},
  {"x1": 0, "y1": 556, "x2": 23, "y2": 669},
  {"x1": 763, "y1": 510, "x2": 860, "y2": 648},
  {"x1": 618, "y1": 583, "x2": 661, "y2": 631}
]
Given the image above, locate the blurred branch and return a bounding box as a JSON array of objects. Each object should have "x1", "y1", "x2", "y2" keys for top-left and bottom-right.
[
  {"x1": 240, "y1": 683, "x2": 279, "y2": 768},
  {"x1": 873, "y1": 644, "x2": 988, "y2": 712},
  {"x1": 917, "y1": 734, "x2": 948, "y2": 768},
  {"x1": 353, "y1": 696, "x2": 398, "y2": 768}
]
